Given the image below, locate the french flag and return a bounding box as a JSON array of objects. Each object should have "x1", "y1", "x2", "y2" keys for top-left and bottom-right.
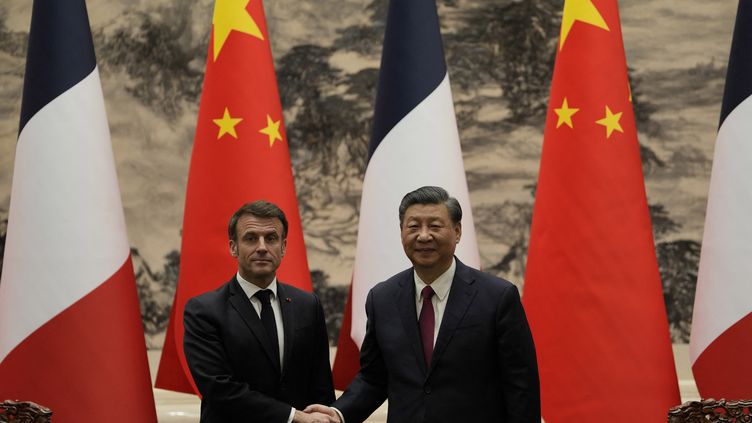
[
  {"x1": 332, "y1": 0, "x2": 480, "y2": 388},
  {"x1": 690, "y1": 0, "x2": 752, "y2": 399},
  {"x1": 0, "y1": 0, "x2": 157, "y2": 420}
]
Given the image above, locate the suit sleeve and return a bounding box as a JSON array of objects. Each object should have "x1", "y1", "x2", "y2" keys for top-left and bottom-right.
[
  {"x1": 309, "y1": 293, "x2": 336, "y2": 404},
  {"x1": 183, "y1": 297, "x2": 292, "y2": 422},
  {"x1": 496, "y1": 284, "x2": 541, "y2": 423},
  {"x1": 333, "y1": 289, "x2": 388, "y2": 423}
]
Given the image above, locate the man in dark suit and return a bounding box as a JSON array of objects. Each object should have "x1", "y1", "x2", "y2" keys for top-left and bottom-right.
[
  {"x1": 308, "y1": 186, "x2": 540, "y2": 422},
  {"x1": 184, "y1": 200, "x2": 335, "y2": 423}
]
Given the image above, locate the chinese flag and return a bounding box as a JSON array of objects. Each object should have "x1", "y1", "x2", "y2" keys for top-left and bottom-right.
[
  {"x1": 522, "y1": 0, "x2": 680, "y2": 421},
  {"x1": 155, "y1": 0, "x2": 312, "y2": 394}
]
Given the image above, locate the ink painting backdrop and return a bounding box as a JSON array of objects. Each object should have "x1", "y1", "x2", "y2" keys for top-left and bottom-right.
[{"x1": 0, "y1": 0, "x2": 736, "y2": 348}]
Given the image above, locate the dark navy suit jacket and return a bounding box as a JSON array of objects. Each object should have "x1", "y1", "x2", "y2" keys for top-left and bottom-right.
[
  {"x1": 334, "y1": 259, "x2": 540, "y2": 423},
  {"x1": 184, "y1": 277, "x2": 334, "y2": 423}
]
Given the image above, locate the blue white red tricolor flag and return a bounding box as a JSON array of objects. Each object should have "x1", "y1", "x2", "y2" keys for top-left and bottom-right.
[
  {"x1": 332, "y1": 0, "x2": 480, "y2": 388},
  {"x1": 0, "y1": 1, "x2": 157, "y2": 421},
  {"x1": 690, "y1": 0, "x2": 752, "y2": 399}
]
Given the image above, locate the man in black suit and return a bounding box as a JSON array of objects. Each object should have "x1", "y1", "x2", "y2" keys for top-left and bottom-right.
[
  {"x1": 184, "y1": 200, "x2": 335, "y2": 423},
  {"x1": 308, "y1": 186, "x2": 540, "y2": 422}
]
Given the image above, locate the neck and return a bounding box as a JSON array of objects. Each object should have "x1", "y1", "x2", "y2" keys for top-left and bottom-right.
[
  {"x1": 415, "y1": 261, "x2": 452, "y2": 284},
  {"x1": 240, "y1": 272, "x2": 274, "y2": 289}
]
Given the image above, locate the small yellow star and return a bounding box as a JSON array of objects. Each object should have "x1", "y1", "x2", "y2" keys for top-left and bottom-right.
[
  {"x1": 213, "y1": 108, "x2": 243, "y2": 139},
  {"x1": 258, "y1": 115, "x2": 283, "y2": 147},
  {"x1": 559, "y1": 0, "x2": 610, "y2": 50},
  {"x1": 595, "y1": 106, "x2": 623, "y2": 139},
  {"x1": 554, "y1": 97, "x2": 579, "y2": 129},
  {"x1": 212, "y1": 0, "x2": 264, "y2": 61}
]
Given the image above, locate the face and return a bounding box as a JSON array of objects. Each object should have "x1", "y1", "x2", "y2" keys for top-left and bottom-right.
[
  {"x1": 401, "y1": 203, "x2": 461, "y2": 280},
  {"x1": 229, "y1": 214, "x2": 287, "y2": 287}
]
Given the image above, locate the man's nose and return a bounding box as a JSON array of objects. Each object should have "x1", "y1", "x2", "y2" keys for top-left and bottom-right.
[
  {"x1": 257, "y1": 237, "x2": 268, "y2": 251},
  {"x1": 417, "y1": 226, "x2": 431, "y2": 241}
]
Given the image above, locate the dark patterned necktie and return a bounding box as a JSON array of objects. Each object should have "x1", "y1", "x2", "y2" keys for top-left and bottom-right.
[
  {"x1": 419, "y1": 286, "x2": 435, "y2": 367},
  {"x1": 254, "y1": 289, "x2": 280, "y2": 367}
]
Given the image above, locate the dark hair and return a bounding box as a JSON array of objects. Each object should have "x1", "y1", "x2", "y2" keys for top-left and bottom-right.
[
  {"x1": 398, "y1": 186, "x2": 462, "y2": 224},
  {"x1": 228, "y1": 200, "x2": 289, "y2": 240}
]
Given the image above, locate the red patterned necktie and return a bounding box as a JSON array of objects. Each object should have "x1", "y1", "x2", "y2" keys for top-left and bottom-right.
[{"x1": 419, "y1": 286, "x2": 436, "y2": 367}]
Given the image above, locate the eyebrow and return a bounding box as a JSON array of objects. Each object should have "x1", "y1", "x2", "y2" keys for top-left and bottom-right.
[{"x1": 242, "y1": 228, "x2": 279, "y2": 236}]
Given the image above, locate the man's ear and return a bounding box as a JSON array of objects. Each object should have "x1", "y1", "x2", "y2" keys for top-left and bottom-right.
[
  {"x1": 229, "y1": 240, "x2": 238, "y2": 257},
  {"x1": 281, "y1": 238, "x2": 287, "y2": 256},
  {"x1": 455, "y1": 221, "x2": 462, "y2": 244}
]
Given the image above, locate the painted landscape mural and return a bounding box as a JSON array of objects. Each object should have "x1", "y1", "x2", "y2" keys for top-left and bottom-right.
[{"x1": 0, "y1": 0, "x2": 737, "y2": 347}]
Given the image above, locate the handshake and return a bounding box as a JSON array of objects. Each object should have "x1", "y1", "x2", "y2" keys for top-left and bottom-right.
[{"x1": 293, "y1": 404, "x2": 342, "y2": 423}]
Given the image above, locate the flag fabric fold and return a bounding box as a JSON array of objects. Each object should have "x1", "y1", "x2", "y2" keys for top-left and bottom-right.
[
  {"x1": 522, "y1": 0, "x2": 680, "y2": 421},
  {"x1": 690, "y1": 0, "x2": 752, "y2": 399},
  {"x1": 0, "y1": 0, "x2": 157, "y2": 421},
  {"x1": 332, "y1": 0, "x2": 480, "y2": 389},
  {"x1": 155, "y1": 0, "x2": 312, "y2": 394}
]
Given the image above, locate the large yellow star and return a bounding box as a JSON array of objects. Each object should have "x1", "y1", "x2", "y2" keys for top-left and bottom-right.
[
  {"x1": 259, "y1": 114, "x2": 283, "y2": 147},
  {"x1": 554, "y1": 97, "x2": 579, "y2": 128},
  {"x1": 212, "y1": 0, "x2": 264, "y2": 61},
  {"x1": 559, "y1": 0, "x2": 610, "y2": 50},
  {"x1": 595, "y1": 106, "x2": 623, "y2": 139},
  {"x1": 213, "y1": 108, "x2": 243, "y2": 139}
]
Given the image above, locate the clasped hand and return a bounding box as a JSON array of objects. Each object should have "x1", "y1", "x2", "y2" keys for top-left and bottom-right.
[{"x1": 293, "y1": 404, "x2": 341, "y2": 423}]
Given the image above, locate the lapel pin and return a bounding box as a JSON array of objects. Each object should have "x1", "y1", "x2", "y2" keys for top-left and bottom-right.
[{"x1": 285, "y1": 297, "x2": 292, "y2": 302}]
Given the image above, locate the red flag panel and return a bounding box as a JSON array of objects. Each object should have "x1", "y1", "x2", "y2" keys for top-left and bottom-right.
[
  {"x1": 156, "y1": 0, "x2": 312, "y2": 394},
  {"x1": 522, "y1": 1, "x2": 680, "y2": 421}
]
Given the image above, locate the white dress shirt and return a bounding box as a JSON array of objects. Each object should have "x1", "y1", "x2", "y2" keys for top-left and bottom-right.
[{"x1": 236, "y1": 273, "x2": 295, "y2": 423}]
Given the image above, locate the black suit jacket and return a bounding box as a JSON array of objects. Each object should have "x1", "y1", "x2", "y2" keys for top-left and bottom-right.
[
  {"x1": 334, "y1": 259, "x2": 540, "y2": 423},
  {"x1": 184, "y1": 277, "x2": 335, "y2": 423}
]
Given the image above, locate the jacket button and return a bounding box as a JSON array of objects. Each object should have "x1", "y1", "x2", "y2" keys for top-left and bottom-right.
[{"x1": 424, "y1": 386, "x2": 431, "y2": 394}]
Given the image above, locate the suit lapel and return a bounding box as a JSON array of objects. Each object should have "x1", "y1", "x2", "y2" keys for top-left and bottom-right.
[
  {"x1": 228, "y1": 278, "x2": 281, "y2": 374},
  {"x1": 430, "y1": 261, "x2": 477, "y2": 375},
  {"x1": 396, "y1": 272, "x2": 428, "y2": 375},
  {"x1": 277, "y1": 282, "x2": 294, "y2": 376}
]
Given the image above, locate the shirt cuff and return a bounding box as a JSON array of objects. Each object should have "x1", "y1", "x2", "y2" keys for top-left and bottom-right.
[
  {"x1": 287, "y1": 407, "x2": 295, "y2": 423},
  {"x1": 332, "y1": 407, "x2": 345, "y2": 423}
]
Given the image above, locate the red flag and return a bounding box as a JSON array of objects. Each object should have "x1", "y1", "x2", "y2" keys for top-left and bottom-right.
[
  {"x1": 522, "y1": 0, "x2": 680, "y2": 421},
  {"x1": 155, "y1": 0, "x2": 312, "y2": 393},
  {"x1": 0, "y1": 0, "x2": 157, "y2": 421}
]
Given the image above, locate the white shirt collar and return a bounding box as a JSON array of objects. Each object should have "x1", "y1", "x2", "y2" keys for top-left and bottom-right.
[
  {"x1": 414, "y1": 258, "x2": 456, "y2": 301},
  {"x1": 236, "y1": 272, "x2": 278, "y2": 300}
]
